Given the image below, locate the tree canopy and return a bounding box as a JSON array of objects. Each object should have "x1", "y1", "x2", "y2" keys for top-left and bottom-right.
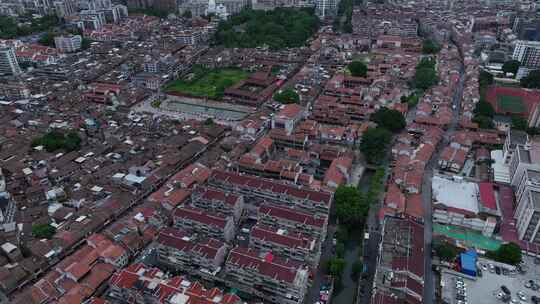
[
  {"x1": 32, "y1": 224, "x2": 56, "y2": 239},
  {"x1": 334, "y1": 185, "x2": 368, "y2": 227},
  {"x1": 273, "y1": 88, "x2": 299, "y2": 104},
  {"x1": 521, "y1": 70, "x2": 540, "y2": 89},
  {"x1": 472, "y1": 98, "x2": 495, "y2": 129},
  {"x1": 512, "y1": 116, "x2": 528, "y2": 131},
  {"x1": 413, "y1": 58, "x2": 439, "y2": 91},
  {"x1": 370, "y1": 107, "x2": 406, "y2": 133},
  {"x1": 215, "y1": 8, "x2": 319, "y2": 50},
  {"x1": 31, "y1": 130, "x2": 82, "y2": 152},
  {"x1": 360, "y1": 127, "x2": 392, "y2": 165},
  {"x1": 479, "y1": 70, "x2": 494, "y2": 88},
  {"x1": 502, "y1": 60, "x2": 520, "y2": 76},
  {"x1": 433, "y1": 238, "x2": 460, "y2": 261},
  {"x1": 348, "y1": 61, "x2": 368, "y2": 77},
  {"x1": 422, "y1": 39, "x2": 441, "y2": 54},
  {"x1": 0, "y1": 15, "x2": 61, "y2": 39},
  {"x1": 486, "y1": 242, "x2": 522, "y2": 265}
]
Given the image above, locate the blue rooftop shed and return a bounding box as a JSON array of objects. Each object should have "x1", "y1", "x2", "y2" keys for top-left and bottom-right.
[{"x1": 460, "y1": 250, "x2": 478, "y2": 277}]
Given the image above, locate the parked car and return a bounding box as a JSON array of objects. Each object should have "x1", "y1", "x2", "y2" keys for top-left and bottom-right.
[{"x1": 502, "y1": 285, "x2": 511, "y2": 295}]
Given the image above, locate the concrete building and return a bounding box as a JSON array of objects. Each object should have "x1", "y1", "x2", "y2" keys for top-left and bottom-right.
[
  {"x1": 249, "y1": 224, "x2": 319, "y2": 265},
  {"x1": 54, "y1": 35, "x2": 83, "y2": 53},
  {"x1": 155, "y1": 227, "x2": 228, "y2": 276},
  {"x1": 316, "y1": 0, "x2": 338, "y2": 19},
  {"x1": 432, "y1": 175, "x2": 498, "y2": 237},
  {"x1": 514, "y1": 188, "x2": 540, "y2": 244},
  {"x1": 225, "y1": 246, "x2": 309, "y2": 304},
  {"x1": 509, "y1": 139, "x2": 540, "y2": 187},
  {"x1": 513, "y1": 40, "x2": 540, "y2": 69},
  {"x1": 173, "y1": 206, "x2": 236, "y2": 242},
  {"x1": 0, "y1": 46, "x2": 22, "y2": 76}
]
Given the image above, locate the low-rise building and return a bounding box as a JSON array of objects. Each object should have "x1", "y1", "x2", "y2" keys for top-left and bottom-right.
[
  {"x1": 209, "y1": 170, "x2": 333, "y2": 216},
  {"x1": 173, "y1": 206, "x2": 235, "y2": 242},
  {"x1": 156, "y1": 227, "x2": 228, "y2": 276},
  {"x1": 225, "y1": 246, "x2": 309, "y2": 304},
  {"x1": 249, "y1": 225, "x2": 319, "y2": 265},
  {"x1": 257, "y1": 204, "x2": 328, "y2": 241}
]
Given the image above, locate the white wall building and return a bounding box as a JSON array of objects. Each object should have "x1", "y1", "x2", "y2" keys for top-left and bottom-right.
[{"x1": 0, "y1": 46, "x2": 22, "y2": 76}]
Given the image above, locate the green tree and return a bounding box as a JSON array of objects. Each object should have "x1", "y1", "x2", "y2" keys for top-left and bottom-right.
[
  {"x1": 38, "y1": 31, "x2": 56, "y2": 47},
  {"x1": 32, "y1": 130, "x2": 82, "y2": 152},
  {"x1": 351, "y1": 260, "x2": 363, "y2": 281},
  {"x1": 521, "y1": 70, "x2": 540, "y2": 89},
  {"x1": 182, "y1": 10, "x2": 192, "y2": 19},
  {"x1": 422, "y1": 39, "x2": 440, "y2": 54},
  {"x1": 273, "y1": 88, "x2": 299, "y2": 104},
  {"x1": 433, "y1": 238, "x2": 459, "y2": 261},
  {"x1": 370, "y1": 107, "x2": 406, "y2": 133},
  {"x1": 413, "y1": 66, "x2": 438, "y2": 90},
  {"x1": 366, "y1": 166, "x2": 386, "y2": 205},
  {"x1": 360, "y1": 127, "x2": 392, "y2": 165},
  {"x1": 479, "y1": 70, "x2": 494, "y2": 89},
  {"x1": 327, "y1": 258, "x2": 346, "y2": 277},
  {"x1": 348, "y1": 61, "x2": 368, "y2": 77},
  {"x1": 472, "y1": 115, "x2": 494, "y2": 129},
  {"x1": 474, "y1": 98, "x2": 495, "y2": 118},
  {"x1": 204, "y1": 118, "x2": 214, "y2": 125},
  {"x1": 335, "y1": 242, "x2": 345, "y2": 258},
  {"x1": 502, "y1": 60, "x2": 520, "y2": 76},
  {"x1": 334, "y1": 185, "x2": 368, "y2": 226},
  {"x1": 32, "y1": 224, "x2": 56, "y2": 239},
  {"x1": 512, "y1": 116, "x2": 528, "y2": 131},
  {"x1": 486, "y1": 242, "x2": 522, "y2": 265}
]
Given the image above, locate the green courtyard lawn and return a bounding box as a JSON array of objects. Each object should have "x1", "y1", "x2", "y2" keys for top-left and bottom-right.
[{"x1": 165, "y1": 67, "x2": 249, "y2": 99}]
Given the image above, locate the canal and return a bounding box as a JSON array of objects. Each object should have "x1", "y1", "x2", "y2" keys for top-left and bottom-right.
[{"x1": 331, "y1": 168, "x2": 375, "y2": 304}]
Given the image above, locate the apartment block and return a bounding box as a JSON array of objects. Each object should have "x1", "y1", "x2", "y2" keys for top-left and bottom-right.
[
  {"x1": 514, "y1": 188, "x2": 540, "y2": 244},
  {"x1": 249, "y1": 225, "x2": 319, "y2": 265},
  {"x1": 257, "y1": 204, "x2": 328, "y2": 241},
  {"x1": 192, "y1": 187, "x2": 244, "y2": 223},
  {"x1": 173, "y1": 206, "x2": 236, "y2": 242},
  {"x1": 225, "y1": 246, "x2": 309, "y2": 304},
  {"x1": 208, "y1": 170, "x2": 333, "y2": 216},
  {"x1": 0, "y1": 46, "x2": 22, "y2": 76},
  {"x1": 155, "y1": 227, "x2": 228, "y2": 276}
]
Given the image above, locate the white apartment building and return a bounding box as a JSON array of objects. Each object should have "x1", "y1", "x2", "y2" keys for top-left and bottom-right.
[
  {"x1": 54, "y1": 35, "x2": 83, "y2": 53},
  {"x1": 0, "y1": 46, "x2": 22, "y2": 76}
]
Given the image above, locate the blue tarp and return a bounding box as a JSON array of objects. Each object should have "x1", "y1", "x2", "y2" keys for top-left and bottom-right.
[{"x1": 460, "y1": 250, "x2": 477, "y2": 277}]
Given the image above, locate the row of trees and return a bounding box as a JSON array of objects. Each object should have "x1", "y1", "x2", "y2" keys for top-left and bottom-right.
[
  {"x1": 360, "y1": 107, "x2": 405, "y2": 165},
  {"x1": 413, "y1": 57, "x2": 439, "y2": 91},
  {"x1": 0, "y1": 15, "x2": 61, "y2": 39},
  {"x1": 215, "y1": 8, "x2": 319, "y2": 50}
]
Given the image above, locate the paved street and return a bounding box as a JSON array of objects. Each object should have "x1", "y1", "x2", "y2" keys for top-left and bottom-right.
[{"x1": 422, "y1": 62, "x2": 466, "y2": 304}]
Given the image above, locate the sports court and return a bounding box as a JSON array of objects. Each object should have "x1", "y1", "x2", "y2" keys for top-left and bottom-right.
[{"x1": 497, "y1": 95, "x2": 526, "y2": 113}]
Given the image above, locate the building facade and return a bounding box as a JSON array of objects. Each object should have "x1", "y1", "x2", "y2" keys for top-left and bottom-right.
[{"x1": 0, "y1": 46, "x2": 22, "y2": 76}]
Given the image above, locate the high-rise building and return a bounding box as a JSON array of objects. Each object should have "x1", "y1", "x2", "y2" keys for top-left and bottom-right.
[
  {"x1": 54, "y1": 35, "x2": 83, "y2": 53},
  {"x1": 316, "y1": 0, "x2": 338, "y2": 19},
  {"x1": 514, "y1": 187, "x2": 540, "y2": 244},
  {"x1": 512, "y1": 40, "x2": 540, "y2": 69},
  {"x1": 0, "y1": 46, "x2": 22, "y2": 76}
]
